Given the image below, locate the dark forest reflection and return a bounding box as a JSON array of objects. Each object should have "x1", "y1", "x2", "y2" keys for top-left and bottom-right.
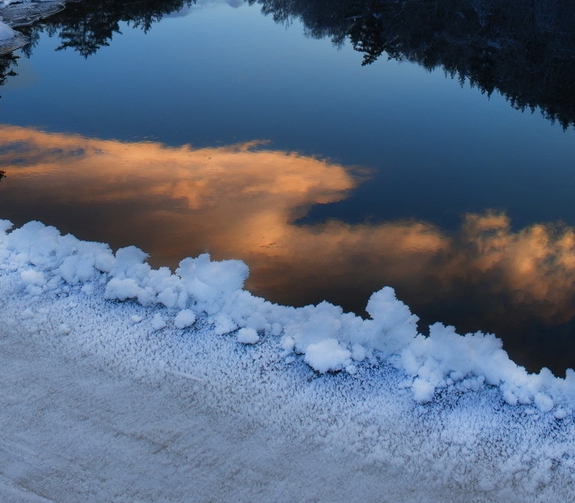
[
  {"x1": 47, "y1": 0, "x2": 195, "y2": 57},
  {"x1": 2, "y1": 125, "x2": 575, "y2": 373},
  {"x1": 252, "y1": 0, "x2": 575, "y2": 129},
  {"x1": 0, "y1": 0, "x2": 196, "y2": 108},
  {"x1": 2, "y1": 0, "x2": 575, "y2": 128},
  {"x1": 0, "y1": 0, "x2": 194, "y2": 65},
  {"x1": 0, "y1": 53, "x2": 17, "y2": 89}
]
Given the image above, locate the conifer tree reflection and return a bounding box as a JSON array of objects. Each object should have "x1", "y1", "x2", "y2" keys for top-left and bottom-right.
[
  {"x1": 3, "y1": 0, "x2": 574, "y2": 127},
  {"x1": 51, "y1": 0, "x2": 194, "y2": 58},
  {"x1": 0, "y1": 0, "x2": 194, "y2": 87},
  {"x1": 252, "y1": 0, "x2": 575, "y2": 129},
  {"x1": 0, "y1": 53, "x2": 18, "y2": 96}
]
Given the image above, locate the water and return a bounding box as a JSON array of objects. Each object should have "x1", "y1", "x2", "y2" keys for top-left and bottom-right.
[{"x1": 2, "y1": 0, "x2": 575, "y2": 373}]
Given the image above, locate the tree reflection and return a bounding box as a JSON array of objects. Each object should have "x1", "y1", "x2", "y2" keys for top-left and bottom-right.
[
  {"x1": 2, "y1": 0, "x2": 574, "y2": 128},
  {"x1": 0, "y1": 0, "x2": 191, "y2": 85},
  {"x1": 0, "y1": 0, "x2": 194, "y2": 61},
  {"x1": 0, "y1": 0, "x2": 194, "y2": 85},
  {"x1": 0, "y1": 54, "x2": 18, "y2": 94},
  {"x1": 50, "y1": 0, "x2": 194, "y2": 58},
  {"x1": 251, "y1": 0, "x2": 575, "y2": 129}
]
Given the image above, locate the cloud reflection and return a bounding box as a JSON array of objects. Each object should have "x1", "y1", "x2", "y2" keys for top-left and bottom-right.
[{"x1": 2, "y1": 124, "x2": 575, "y2": 365}]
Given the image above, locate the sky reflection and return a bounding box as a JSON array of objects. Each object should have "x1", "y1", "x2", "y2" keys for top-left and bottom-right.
[{"x1": 2, "y1": 125, "x2": 575, "y2": 371}]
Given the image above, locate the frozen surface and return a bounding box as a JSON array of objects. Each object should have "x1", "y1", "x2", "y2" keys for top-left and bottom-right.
[
  {"x1": 0, "y1": 0, "x2": 66, "y2": 54},
  {"x1": 0, "y1": 20, "x2": 14, "y2": 39},
  {"x1": 0, "y1": 1, "x2": 65, "y2": 27},
  {"x1": 1, "y1": 220, "x2": 575, "y2": 501},
  {"x1": 0, "y1": 19, "x2": 26, "y2": 54}
]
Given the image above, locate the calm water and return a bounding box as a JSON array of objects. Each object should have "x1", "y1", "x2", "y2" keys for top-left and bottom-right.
[{"x1": 2, "y1": 0, "x2": 575, "y2": 373}]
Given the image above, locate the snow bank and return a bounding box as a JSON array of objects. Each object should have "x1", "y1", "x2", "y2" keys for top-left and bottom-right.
[
  {"x1": 0, "y1": 20, "x2": 14, "y2": 40},
  {"x1": 0, "y1": 1, "x2": 67, "y2": 55},
  {"x1": 2, "y1": 219, "x2": 574, "y2": 412},
  {"x1": 1, "y1": 0, "x2": 66, "y2": 54},
  {"x1": 0, "y1": 19, "x2": 25, "y2": 56},
  {"x1": 2, "y1": 219, "x2": 575, "y2": 501}
]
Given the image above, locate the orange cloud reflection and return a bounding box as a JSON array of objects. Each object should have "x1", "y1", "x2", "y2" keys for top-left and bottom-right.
[{"x1": 2, "y1": 125, "x2": 575, "y2": 338}]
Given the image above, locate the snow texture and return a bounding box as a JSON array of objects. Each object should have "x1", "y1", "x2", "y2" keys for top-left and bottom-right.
[{"x1": 1, "y1": 219, "x2": 575, "y2": 501}]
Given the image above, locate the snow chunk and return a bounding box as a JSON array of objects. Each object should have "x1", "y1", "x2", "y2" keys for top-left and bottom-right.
[
  {"x1": 59, "y1": 252, "x2": 98, "y2": 284},
  {"x1": 351, "y1": 343, "x2": 367, "y2": 362},
  {"x1": 0, "y1": 219, "x2": 13, "y2": 233},
  {"x1": 174, "y1": 309, "x2": 196, "y2": 329},
  {"x1": 110, "y1": 246, "x2": 149, "y2": 279},
  {"x1": 412, "y1": 378, "x2": 436, "y2": 403},
  {"x1": 151, "y1": 314, "x2": 166, "y2": 331},
  {"x1": 105, "y1": 278, "x2": 141, "y2": 301},
  {"x1": 236, "y1": 327, "x2": 259, "y2": 344},
  {"x1": 534, "y1": 393, "x2": 554, "y2": 413},
  {"x1": 21, "y1": 269, "x2": 46, "y2": 287},
  {"x1": 304, "y1": 338, "x2": 351, "y2": 373},
  {"x1": 364, "y1": 286, "x2": 418, "y2": 355}
]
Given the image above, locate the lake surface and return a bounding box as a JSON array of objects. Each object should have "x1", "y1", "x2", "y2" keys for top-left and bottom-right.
[{"x1": 2, "y1": 0, "x2": 575, "y2": 373}]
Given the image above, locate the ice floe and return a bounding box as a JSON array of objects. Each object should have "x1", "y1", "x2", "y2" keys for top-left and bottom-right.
[{"x1": 0, "y1": 0, "x2": 67, "y2": 55}]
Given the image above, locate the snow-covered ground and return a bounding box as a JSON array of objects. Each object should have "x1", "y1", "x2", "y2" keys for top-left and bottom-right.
[{"x1": 1, "y1": 219, "x2": 575, "y2": 502}]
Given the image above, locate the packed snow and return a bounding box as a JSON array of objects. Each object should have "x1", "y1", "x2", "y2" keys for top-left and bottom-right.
[{"x1": 1, "y1": 219, "x2": 575, "y2": 501}]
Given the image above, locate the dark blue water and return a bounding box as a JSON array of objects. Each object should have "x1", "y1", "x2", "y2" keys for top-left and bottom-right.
[{"x1": 2, "y1": 0, "x2": 575, "y2": 372}]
